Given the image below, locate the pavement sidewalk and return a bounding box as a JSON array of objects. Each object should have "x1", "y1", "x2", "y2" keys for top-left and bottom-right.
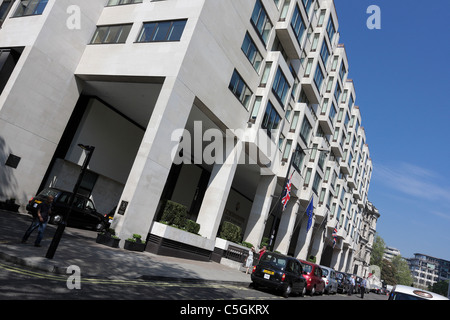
[{"x1": 0, "y1": 210, "x2": 252, "y2": 287}]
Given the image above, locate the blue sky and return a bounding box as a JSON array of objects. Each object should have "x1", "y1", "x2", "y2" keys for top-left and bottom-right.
[{"x1": 334, "y1": 0, "x2": 450, "y2": 261}]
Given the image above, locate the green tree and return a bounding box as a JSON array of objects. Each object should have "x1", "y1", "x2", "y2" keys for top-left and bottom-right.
[
  {"x1": 391, "y1": 255, "x2": 413, "y2": 286},
  {"x1": 381, "y1": 259, "x2": 397, "y2": 286},
  {"x1": 370, "y1": 233, "x2": 386, "y2": 267},
  {"x1": 429, "y1": 280, "x2": 449, "y2": 296}
]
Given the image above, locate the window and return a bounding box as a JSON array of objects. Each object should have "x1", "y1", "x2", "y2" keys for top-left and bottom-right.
[
  {"x1": 302, "y1": 0, "x2": 313, "y2": 17},
  {"x1": 326, "y1": 17, "x2": 335, "y2": 42},
  {"x1": 272, "y1": 67, "x2": 290, "y2": 106},
  {"x1": 334, "y1": 82, "x2": 341, "y2": 102},
  {"x1": 13, "y1": 0, "x2": 48, "y2": 17},
  {"x1": 251, "y1": 0, "x2": 272, "y2": 45},
  {"x1": 339, "y1": 63, "x2": 347, "y2": 81},
  {"x1": 241, "y1": 32, "x2": 263, "y2": 72},
  {"x1": 0, "y1": 0, "x2": 14, "y2": 25},
  {"x1": 228, "y1": 69, "x2": 252, "y2": 109},
  {"x1": 292, "y1": 145, "x2": 305, "y2": 172},
  {"x1": 320, "y1": 40, "x2": 330, "y2": 66},
  {"x1": 91, "y1": 24, "x2": 132, "y2": 44},
  {"x1": 313, "y1": 65, "x2": 324, "y2": 91},
  {"x1": 291, "y1": 5, "x2": 306, "y2": 45},
  {"x1": 107, "y1": 0, "x2": 142, "y2": 5},
  {"x1": 137, "y1": 19, "x2": 187, "y2": 42},
  {"x1": 299, "y1": 117, "x2": 312, "y2": 144},
  {"x1": 261, "y1": 101, "x2": 281, "y2": 138}
]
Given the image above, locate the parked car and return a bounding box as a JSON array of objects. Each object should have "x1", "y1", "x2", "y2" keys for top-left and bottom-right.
[
  {"x1": 299, "y1": 260, "x2": 325, "y2": 296},
  {"x1": 388, "y1": 285, "x2": 449, "y2": 300},
  {"x1": 251, "y1": 252, "x2": 307, "y2": 298},
  {"x1": 26, "y1": 187, "x2": 107, "y2": 231},
  {"x1": 320, "y1": 265, "x2": 338, "y2": 294},
  {"x1": 335, "y1": 271, "x2": 349, "y2": 294}
]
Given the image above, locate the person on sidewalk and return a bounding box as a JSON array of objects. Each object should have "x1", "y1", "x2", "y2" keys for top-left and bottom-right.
[
  {"x1": 360, "y1": 277, "x2": 367, "y2": 299},
  {"x1": 244, "y1": 247, "x2": 255, "y2": 274},
  {"x1": 348, "y1": 275, "x2": 355, "y2": 296},
  {"x1": 21, "y1": 195, "x2": 53, "y2": 247}
]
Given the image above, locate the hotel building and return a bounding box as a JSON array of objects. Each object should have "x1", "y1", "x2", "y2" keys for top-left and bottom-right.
[{"x1": 0, "y1": 0, "x2": 378, "y2": 274}]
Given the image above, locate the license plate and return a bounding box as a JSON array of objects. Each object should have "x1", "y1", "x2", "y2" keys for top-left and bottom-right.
[
  {"x1": 263, "y1": 269, "x2": 274, "y2": 275},
  {"x1": 264, "y1": 274, "x2": 270, "y2": 279}
]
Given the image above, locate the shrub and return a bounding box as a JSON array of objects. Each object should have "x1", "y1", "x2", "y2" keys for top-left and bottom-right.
[
  {"x1": 219, "y1": 221, "x2": 242, "y2": 244},
  {"x1": 161, "y1": 200, "x2": 187, "y2": 228},
  {"x1": 185, "y1": 219, "x2": 200, "y2": 235}
]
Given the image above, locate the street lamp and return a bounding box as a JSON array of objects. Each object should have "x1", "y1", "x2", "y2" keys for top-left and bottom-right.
[
  {"x1": 46, "y1": 144, "x2": 95, "y2": 259},
  {"x1": 268, "y1": 146, "x2": 329, "y2": 250}
]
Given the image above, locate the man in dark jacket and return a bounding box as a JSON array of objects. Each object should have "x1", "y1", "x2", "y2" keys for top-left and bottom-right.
[{"x1": 21, "y1": 195, "x2": 53, "y2": 247}]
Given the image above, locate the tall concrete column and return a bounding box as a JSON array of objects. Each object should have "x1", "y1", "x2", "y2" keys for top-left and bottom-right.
[
  {"x1": 243, "y1": 174, "x2": 277, "y2": 248},
  {"x1": 273, "y1": 197, "x2": 299, "y2": 254},
  {"x1": 196, "y1": 141, "x2": 242, "y2": 240},
  {"x1": 112, "y1": 77, "x2": 195, "y2": 243},
  {"x1": 331, "y1": 247, "x2": 342, "y2": 271}
]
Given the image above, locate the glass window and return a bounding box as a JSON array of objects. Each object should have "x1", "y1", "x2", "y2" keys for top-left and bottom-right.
[
  {"x1": 313, "y1": 66, "x2": 324, "y2": 92},
  {"x1": 272, "y1": 67, "x2": 290, "y2": 106},
  {"x1": 291, "y1": 5, "x2": 305, "y2": 45},
  {"x1": 320, "y1": 40, "x2": 330, "y2": 66},
  {"x1": 228, "y1": 69, "x2": 252, "y2": 109},
  {"x1": 299, "y1": 117, "x2": 312, "y2": 144},
  {"x1": 91, "y1": 24, "x2": 133, "y2": 44},
  {"x1": 241, "y1": 32, "x2": 263, "y2": 72},
  {"x1": 326, "y1": 17, "x2": 335, "y2": 42},
  {"x1": 261, "y1": 101, "x2": 281, "y2": 138},
  {"x1": 107, "y1": 0, "x2": 142, "y2": 6},
  {"x1": 13, "y1": 0, "x2": 48, "y2": 17},
  {"x1": 137, "y1": 19, "x2": 187, "y2": 42},
  {"x1": 251, "y1": 0, "x2": 272, "y2": 45}
]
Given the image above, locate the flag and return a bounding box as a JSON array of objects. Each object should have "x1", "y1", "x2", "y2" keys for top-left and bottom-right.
[
  {"x1": 332, "y1": 226, "x2": 338, "y2": 248},
  {"x1": 306, "y1": 197, "x2": 314, "y2": 232},
  {"x1": 281, "y1": 171, "x2": 294, "y2": 211}
]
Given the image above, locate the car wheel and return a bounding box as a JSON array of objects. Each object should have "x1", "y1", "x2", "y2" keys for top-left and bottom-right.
[
  {"x1": 299, "y1": 285, "x2": 306, "y2": 297},
  {"x1": 51, "y1": 214, "x2": 62, "y2": 225},
  {"x1": 283, "y1": 284, "x2": 292, "y2": 298},
  {"x1": 309, "y1": 286, "x2": 315, "y2": 296}
]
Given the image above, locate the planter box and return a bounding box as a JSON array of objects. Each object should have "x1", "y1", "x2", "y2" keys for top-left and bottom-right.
[
  {"x1": 96, "y1": 233, "x2": 120, "y2": 248},
  {"x1": 147, "y1": 222, "x2": 215, "y2": 261},
  {"x1": 124, "y1": 240, "x2": 146, "y2": 252}
]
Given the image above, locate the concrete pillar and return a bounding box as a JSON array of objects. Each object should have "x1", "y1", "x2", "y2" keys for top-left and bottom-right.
[
  {"x1": 331, "y1": 247, "x2": 342, "y2": 271},
  {"x1": 273, "y1": 197, "x2": 299, "y2": 254},
  {"x1": 112, "y1": 77, "x2": 195, "y2": 243},
  {"x1": 196, "y1": 141, "x2": 242, "y2": 240},
  {"x1": 310, "y1": 227, "x2": 326, "y2": 264},
  {"x1": 243, "y1": 174, "x2": 277, "y2": 247}
]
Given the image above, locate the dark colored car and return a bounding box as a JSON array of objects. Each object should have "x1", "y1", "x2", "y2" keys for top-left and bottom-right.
[
  {"x1": 26, "y1": 187, "x2": 107, "y2": 231},
  {"x1": 299, "y1": 260, "x2": 325, "y2": 296},
  {"x1": 336, "y1": 271, "x2": 350, "y2": 293},
  {"x1": 251, "y1": 252, "x2": 307, "y2": 298}
]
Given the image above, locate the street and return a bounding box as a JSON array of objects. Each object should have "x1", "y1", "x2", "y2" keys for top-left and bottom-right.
[{"x1": 0, "y1": 260, "x2": 387, "y2": 301}]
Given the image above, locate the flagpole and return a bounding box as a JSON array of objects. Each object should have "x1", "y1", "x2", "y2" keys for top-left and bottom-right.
[
  {"x1": 267, "y1": 146, "x2": 329, "y2": 251},
  {"x1": 267, "y1": 149, "x2": 297, "y2": 250}
]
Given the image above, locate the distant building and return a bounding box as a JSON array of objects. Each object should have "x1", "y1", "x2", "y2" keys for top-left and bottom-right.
[
  {"x1": 383, "y1": 246, "x2": 401, "y2": 262},
  {"x1": 407, "y1": 253, "x2": 450, "y2": 289}
]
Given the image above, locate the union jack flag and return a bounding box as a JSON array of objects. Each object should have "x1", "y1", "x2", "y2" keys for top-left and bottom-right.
[
  {"x1": 281, "y1": 172, "x2": 294, "y2": 211},
  {"x1": 332, "y1": 227, "x2": 338, "y2": 248}
]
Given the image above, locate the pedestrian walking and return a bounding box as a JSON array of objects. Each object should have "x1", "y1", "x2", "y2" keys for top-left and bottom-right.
[
  {"x1": 21, "y1": 195, "x2": 53, "y2": 247},
  {"x1": 348, "y1": 275, "x2": 355, "y2": 296},
  {"x1": 244, "y1": 247, "x2": 255, "y2": 274},
  {"x1": 258, "y1": 246, "x2": 266, "y2": 260},
  {"x1": 360, "y1": 277, "x2": 367, "y2": 299}
]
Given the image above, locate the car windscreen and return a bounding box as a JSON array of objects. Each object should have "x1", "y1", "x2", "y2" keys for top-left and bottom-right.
[
  {"x1": 38, "y1": 188, "x2": 60, "y2": 198},
  {"x1": 390, "y1": 292, "x2": 426, "y2": 300},
  {"x1": 260, "y1": 253, "x2": 288, "y2": 269},
  {"x1": 300, "y1": 263, "x2": 312, "y2": 273}
]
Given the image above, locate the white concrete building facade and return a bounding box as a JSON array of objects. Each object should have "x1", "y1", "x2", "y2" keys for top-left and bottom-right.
[{"x1": 0, "y1": 0, "x2": 377, "y2": 271}]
